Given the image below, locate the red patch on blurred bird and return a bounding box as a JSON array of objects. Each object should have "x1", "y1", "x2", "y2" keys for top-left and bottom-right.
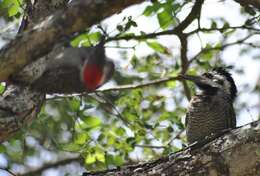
[{"x1": 83, "y1": 64, "x2": 103, "y2": 91}]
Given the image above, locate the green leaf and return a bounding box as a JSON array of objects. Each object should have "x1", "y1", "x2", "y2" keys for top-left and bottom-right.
[
  {"x1": 116, "y1": 25, "x2": 124, "y2": 32},
  {"x1": 85, "y1": 154, "x2": 96, "y2": 164},
  {"x1": 113, "y1": 155, "x2": 124, "y2": 166},
  {"x1": 61, "y1": 143, "x2": 81, "y2": 152},
  {"x1": 200, "y1": 45, "x2": 214, "y2": 62},
  {"x1": 69, "y1": 97, "x2": 80, "y2": 112},
  {"x1": 166, "y1": 81, "x2": 176, "y2": 88},
  {"x1": 75, "y1": 133, "x2": 89, "y2": 144},
  {"x1": 75, "y1": 116, "x2": 101, "y2": 130},
  {"x1": 130, "y1": 54, "x2": 138, "y2": 68},
  {"x1": 115, "y1": 127, "x2": 126, "y2": 136},
  {"x1": 211, "y1": 21, "x2": 217, "y2": 28},
  {"x1": 146, "y1": 41, "x2": 169, "y2": 54},
  {"x1": 143, "y1": 5, "x2": 154, "y2": 16},
  {"x1": 105, "y1": 154, "x2": 114, "y2": 165},
  {"x1": 95, "y1": 150, "x2": 105, "y2": 163},
  {"x1": 0, "y1": 0, "x2": 21, "y2": 17},
  {"x1": 143, "y1": 3, "x2": 161, "y2": 16},
  {"x1": 0, "y1": 83, "x2": 5, "y2": 95},
  {"x1": 84, "y1": 116, "x2": 102, "y2": 128},
  {"x1": 157, "y1": 10, "x2": 175, "y2": 29},
  {"x1": 70, "y1": 32, "x2": 102, "y2": 47},
  {"x1": 222, "y1": 22, "x2": 230, "y2": 29},
  {"x1": 0, "y1": 145, "x2": 6, "y2": 153}
]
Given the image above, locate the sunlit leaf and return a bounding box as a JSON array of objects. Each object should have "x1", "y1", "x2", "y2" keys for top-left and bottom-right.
[
  {"x1": 166, "y1": 81, "x2": 176, "y2": 88},
  {"x1": 85, "y1": 154, "x2": 96, "y2": 164},
  {"x1": 84, "y1": 116, "x2": 102, "y2": 128},
  {"x1": 95, "y1": 151, "x2": 105, "y2": 163},
  {"x1": 146, "y1": 41, "x2": 169, "y2": 54},
  {"x1": 70, "y1": 32, "x2": 102, "y2": 47},
  {"x1": 0, "y1": 83, "x2": 5, "y2": 95},
  {"x1": 75, "y1": 133, "x2": 89, "y2": 145},
  {"x1": 0, "y1": 0, "x2": 21, "y2": 17},
  {"x1": 157, "y1": 10, "x2": 175, "y2": 29}
]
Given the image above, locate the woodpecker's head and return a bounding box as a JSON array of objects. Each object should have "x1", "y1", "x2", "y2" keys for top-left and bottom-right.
[
  {"x1": 180, "y1": 67, "x2": 237, "y2": 101},
  {"x1": 80, "y1": 40, "x2": 114, "y2": 91}
]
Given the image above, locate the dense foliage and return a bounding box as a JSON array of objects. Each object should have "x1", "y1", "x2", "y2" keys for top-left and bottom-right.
[{"x1": 0, "y1": 0, "x2": 259, "y2": 175}]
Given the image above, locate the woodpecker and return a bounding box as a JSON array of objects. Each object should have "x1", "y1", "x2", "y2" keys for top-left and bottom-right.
[
  {"x1": 180, "y1": 67, "x2": 237, "y2": 144},
  {"x1": 12, "y1": 40, "x2": 114, "y2": 93}
]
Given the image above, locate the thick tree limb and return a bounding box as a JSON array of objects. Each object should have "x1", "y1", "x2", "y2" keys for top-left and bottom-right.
[
  {"x1": 83, "y1": 120, "x2": 260, "y2": 176},
  {"x1": 0, "y1": 0, "x2": 145, "y2": 81},
  {"x1": 0, "y1": 85, "x2": 44, "y2": 142}
]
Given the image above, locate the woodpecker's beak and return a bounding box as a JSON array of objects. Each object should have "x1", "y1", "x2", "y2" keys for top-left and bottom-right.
[{"x1": 179, "y1": 74, "x2": 213, "y2": 87}]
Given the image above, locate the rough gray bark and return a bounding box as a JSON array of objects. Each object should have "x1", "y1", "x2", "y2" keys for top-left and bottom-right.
[
  {"x1": 84, "y1": 120, "x2": 260, "y2": 176},
  {"x1": 0, "y1": 85, "x2": 44, "y2": 142}
]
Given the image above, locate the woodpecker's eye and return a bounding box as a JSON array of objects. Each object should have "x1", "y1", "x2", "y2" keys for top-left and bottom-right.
[{"x1": 203, "y1": 73, "x2": 213, "y2": 79}]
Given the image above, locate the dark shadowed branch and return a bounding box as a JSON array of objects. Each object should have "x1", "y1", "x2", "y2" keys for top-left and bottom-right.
[
  {"x1": 178, "y1": 34, "x2": 191, "y2": 100},
  {"x1": 235, "y1": 0, "x2": 260, "y2": 9}
]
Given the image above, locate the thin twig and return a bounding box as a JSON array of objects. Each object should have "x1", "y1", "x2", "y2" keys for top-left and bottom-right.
[
  {"x1": 135, "y1": 144, "x2": 167, "y2": 149},
  {"x1": 188, "y1": 33, "x2": 258, "y2": 65},
  {"x1": 187, "y1": 25, "x2": 260, "y2": 36},
  {"x1": 106, "y1": 0, "x2": 205, "y2": 42},
  {"x1": 0, "y1": 167, "x2": 16, "y2": 176},
  {"x1": 97, "y1": 76, "x2": 182, "y2": 92},
  {"x1": 95, "y1": 92, "x2": 131, "y2": 126},
  {"x1": 46, "y1": 76, "x2": 182, "y2": 100}
]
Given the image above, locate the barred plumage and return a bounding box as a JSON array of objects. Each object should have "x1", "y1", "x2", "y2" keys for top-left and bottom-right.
[{"x1": 180, "y1": 67, "x2": 237, "y2": 144}]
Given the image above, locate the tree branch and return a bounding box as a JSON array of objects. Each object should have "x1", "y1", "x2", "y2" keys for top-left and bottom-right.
[
  {"x1": 19, "y1": 156, "x2": 82, "y2": 176},
  {"x1": 187, "y1": 25, "x2": 260, "y2": 36},
  {"x1": 47, "y1": 76, "x2": 183, "y2": 100},
  {"x1": 107, "y1": 0, "x2": 204, "y2": 42},
  {"x1": 83, "y1": 120, "x2": 260, "y2": 176},
  {"x1": 235, "y1": 0, "x2": 260, "y2": 10},
  {"x1": 0, "y1": 167, "x2": 16, "y2": 176},
  {"x1": 97, "y1": 76, "x2": 182, "y2": 92},
  {"x1": 0, "y1": 85, "x2": 44, "y2": 142},
  {"x1": 178, "y1": 34, "x2": 191, "y2": 100},
  {"x1": 188, "y1": 33, "x2": 258, "y2": 65}
]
